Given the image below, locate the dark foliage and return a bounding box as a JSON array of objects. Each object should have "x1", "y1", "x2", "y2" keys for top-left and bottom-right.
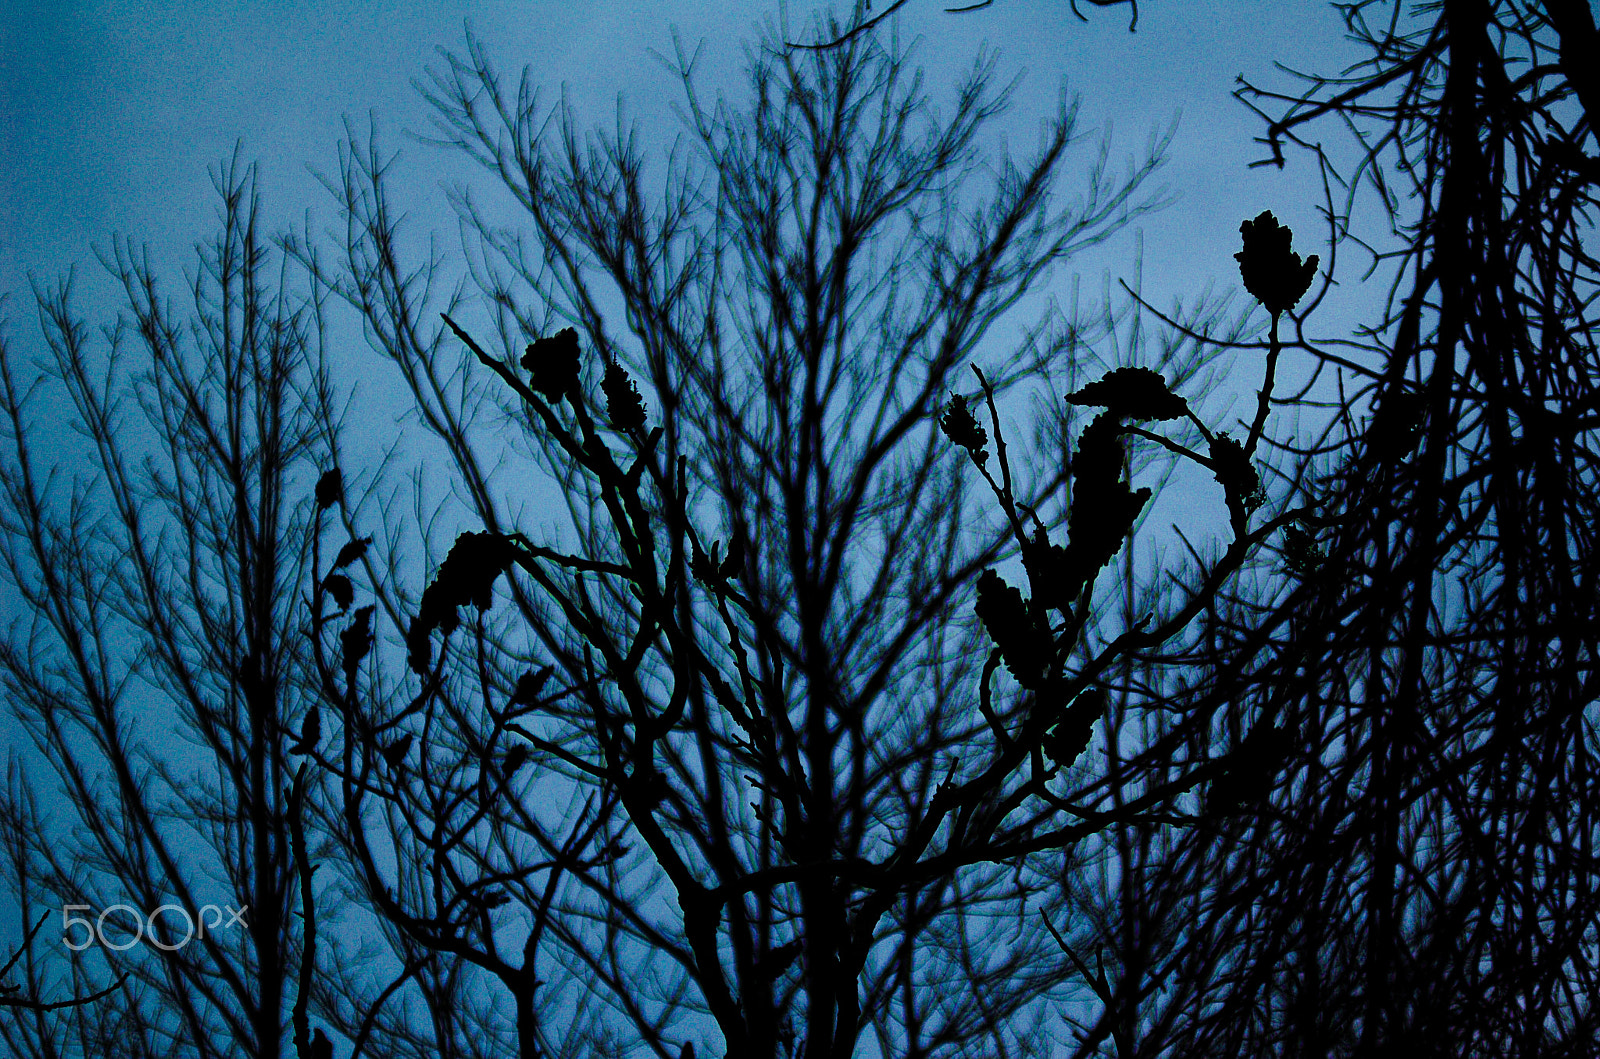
[
  {"x1": 1234, "y1": 209, "x2": 1318, "y2": 317},
  {"x1": 520, "y1": 326, "x2": 582, "y2": 402},
  {"x1": 602, "y1": 359, "x2": 648, "y2": 430}
]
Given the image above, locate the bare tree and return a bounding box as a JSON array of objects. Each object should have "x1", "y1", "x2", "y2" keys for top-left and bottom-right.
[
  {"x1": 285, "y1": 17, "x2": 1311, "y2": 1059},
  {"x1": 1024, "y1": 0, "x2": 1600, "y2": 1056},
  {"x1": 785, "y1": 0, "x2": 1143, "y2": 51},
  {"x1": 0, "y1": 153, "x2": 347, "y2": 1058}
]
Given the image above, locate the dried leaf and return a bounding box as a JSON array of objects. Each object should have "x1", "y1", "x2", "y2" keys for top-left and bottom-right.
[
  {"x1": 602, "y1": 359, "x2": 647, "y2": 430},
  {"x1": 314, "y1": 468, "x2": 343, "y2": 511},
  {"x1": 1065, "y1": 367, "x2": 1187, "y2": 421},
  {"x1": 381, "y1": 732, "x2": 413, "y2": 770},
  {"x1": 322, "y1": 573, "x2": 354, "y2": 612},
  {"x1": 520, "y1": 327, "x2": 582, "y2": 402},
  {"x1": 332, "y1": 535, "x2": 372, "y2": 570},
  {"x1": 1235, "y1": 211, "x2": 1318, "y2": 316},
  {"x1": 511, "y1": 665, "x2": 555, "y2": 706},
  {"x1": 341, "y1": 605, "x2": 374, "y2": 687},
  {"x1": 939, "y1": 392, "x2": 989, "y2": 464}
]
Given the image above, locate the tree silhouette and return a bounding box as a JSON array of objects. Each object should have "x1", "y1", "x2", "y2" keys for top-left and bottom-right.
[
  {"x1": 282, "y1": 18, "x2": 1304, "y2": 1059},
  {"x1": 1034, "y1": 1, "x2": 1600, "y2": 1056},
  {"x1": 0, "y1": 153, "x2": 347, "y2": 1057},
  {"x1": 8, "y1": 4, "x2": 1533, "y2": 1058}
]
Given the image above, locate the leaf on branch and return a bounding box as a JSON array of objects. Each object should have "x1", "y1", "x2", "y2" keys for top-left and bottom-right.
[
  {"x1": 1043, "y1": 689, "x2": 1105, "y2": 767},
  {"x1": 511, "y1": 665, "x2": 555, "y2": 706},
  {"x1": 1235, "y1": 211, "x2": 1318, "y2": 316},
  {"x1": 1208, "y1": 720, "x2": 1296, "y2": 815},
  {"x1": 503, "y1": 744, "x2": 529, "y2": 775},
  {"x1": 381, "y1": 732, "x2": 413, "y2": 770},
  {"x1": 314, "y1": 468, "x2": 343, "y2": 511},
  {"x1": 602, "y1": 359, "x2": 648, "y2": 430},
  {"x1": 465, "y1": 887, "x2": 511, "y2": 910},
  {"x1": 408, "y1": 532, "x2": 523, "y2": 675},
  {"x1": 1282, "y1": 522, "x2": 1325, "y2": 577},
  {"x1": 692, "y1": 536, "x2": 743, "y2": 589},
  {"x1": 719, "y1": 535, "x2": 745, "y2": 580},
  {"x1": 1209, "y1": 433, "x2": 1263, "y2": 525},
  {"x1": 332, "y1": 535, "x2": 372, "y2": 570},
  {"x1": 1065, "y1": 367, "x2": 1188, "y2": 421},
  {"x1": 341, "y1": 605, "x2": 375, "y2": 688},
  {"x1": 975, "y1": 569, "x2": 1050, "y2": 689},
  {"x1": 939, "y1": 392, "x2": 989, "y2": 465},
  {"x1": 520, "y1": 327, "x2": 582, "y2": 403},
  {"x1": 289, "y1": 706, "x2": 320, "y2": 756},
  {"x1": 322, "y1": 573, "x2": 354, "y2": 612}
]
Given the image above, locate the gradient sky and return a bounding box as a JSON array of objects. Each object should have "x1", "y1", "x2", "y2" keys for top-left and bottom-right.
[
  {"x1": 1, "y1": 0, "x2": 1383, "y2": 568},
  {"x1": 1, "y1": 0, "x2": 1378, "y2": 1050},
  {"x1": 3, "y1": 0, "x2": 1369, "y2": 323}
]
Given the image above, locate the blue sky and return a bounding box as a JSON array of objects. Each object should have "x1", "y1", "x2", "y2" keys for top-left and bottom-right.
[
  {"x1": 0, "y1": 0, "x2": 1378, "y2": 1050},
  {"x1": 2, "y1": 0, "x2": 1366, "y2": 321},
  {"x1": 0, "y1": 0, "x2": 1380, "y2": 562}
]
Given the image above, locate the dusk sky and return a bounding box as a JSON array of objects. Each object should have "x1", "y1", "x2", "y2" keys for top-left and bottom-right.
[
  {"x1": 1, "y1": 0, "x2": 1383, "y2": 1051},
  {"x1": 1, "y1": 0, "x2": 1382, "y2": 562},
  {"x1": 3, "y1": 0, "x2": 1368, "y2": 335}
]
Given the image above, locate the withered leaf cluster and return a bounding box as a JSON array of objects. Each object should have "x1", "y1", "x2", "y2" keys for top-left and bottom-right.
[
  {"x1": 975, "y1": 568, "x2": 1052, "y2": 689},
  {"x1": 1064, "y1": 407, "x2": 1153, "y2": 583},
  {"x1": 1063, "y1": 366, "x2": 1188, "y2": 422},
  {"x1": 520, "y1": 327, "x2": 582, "y2": 402},
  {"x1": 406, "y1": 531, "x2": 522, "y2": 674},
  {"x1": 939, "y1": 392, "x2": 989, "y2": 465},
  {"x1": 1208, "y1": 432, "x2": 1262, "y2": 528},
  {"x1": 1234, "y1": 210, "x2": 1318, "y2": 317},
  {"x1": 602, "y1": 359, "x2": 648, "y2": 430},
  {"x1": 1280, "y1": 521, "x2": 1324, "y2": 578}
]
